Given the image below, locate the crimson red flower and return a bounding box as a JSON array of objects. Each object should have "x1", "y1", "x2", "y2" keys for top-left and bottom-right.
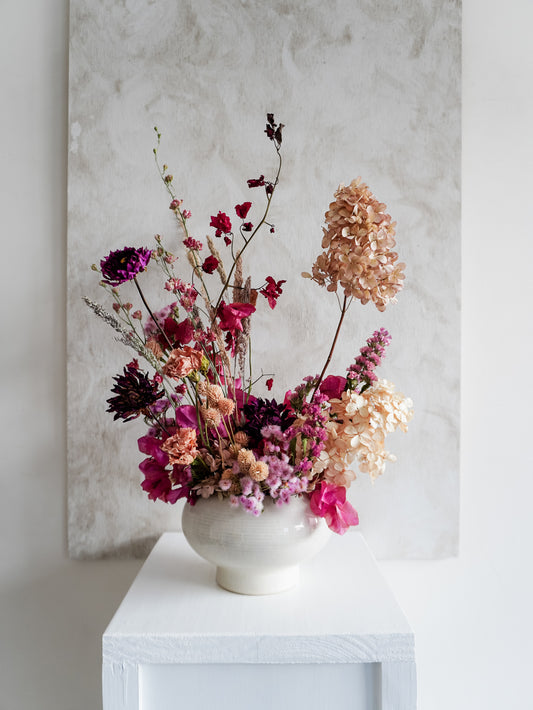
[
  {"x1": 162, "y1": 317, "x2": 195, "y2": 347},
  {"x1": 266, "y1": 378, "x2": 274, "y2": 391},
  {"x1": 210, "y1": 211, "x2": 232, "y2": 237},
  {"x1": 235, "y1": 201, "x2": 252, "y2": 219},
  {"x1": 202, "y1": 255, "x2": 219, "y2": 274},
  {"x1": 217, "y1": 301, "x2": 254, "y2": 356},
  {"x1": 319, "y1": 375, "x2": 347, "y2": 400},
  {"x1": 260, "y1": 276, "x2": 286, "y2": 309},
  {"x1": 247, "y1": 175, "x2": 265, "y2": 188},
  {"x1": 242, "y1": 222, "x2": 253, "y2": 232},
  {"x1": 217, "y1": 301, "x2": 256, "y2": 334}
]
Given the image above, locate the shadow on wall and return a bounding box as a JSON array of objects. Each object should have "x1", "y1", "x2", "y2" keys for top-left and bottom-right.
[{"x1": 0, "y1": 558, "x2": 142, "y2": 710}]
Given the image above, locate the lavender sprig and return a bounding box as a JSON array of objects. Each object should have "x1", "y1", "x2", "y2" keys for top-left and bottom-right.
[
  {"x1": 346, "y1": 328, "x2": 391, "y2": 392},
  {"x1": 82, "y1": 297, "x2": 161, "y2": 371}
]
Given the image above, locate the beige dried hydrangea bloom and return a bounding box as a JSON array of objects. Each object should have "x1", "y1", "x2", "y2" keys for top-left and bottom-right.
[
  {"x1": 305, "y1": 178, "x2": 405, "y2": 312},
  {"x1": 314, "y1": 379, "x2": 414, "y2": 484}
]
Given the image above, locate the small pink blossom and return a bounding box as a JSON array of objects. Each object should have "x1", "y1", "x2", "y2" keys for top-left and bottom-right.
[
  {"x1": 182, "y1": 210, "x2": 192, "y2": 219},
  {"x1": 183, "y1": 237, "x2": 203, "y2": 251}
]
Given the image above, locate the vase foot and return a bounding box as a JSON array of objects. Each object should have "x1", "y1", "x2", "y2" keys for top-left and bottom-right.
[{"x1": 215, "y1": 565, "x2": 300, "y2": 595}]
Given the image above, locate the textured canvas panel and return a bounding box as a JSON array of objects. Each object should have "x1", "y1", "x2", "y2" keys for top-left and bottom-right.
[{"x1": 67, "y1": 0, "x2": 461, "y2": 558}]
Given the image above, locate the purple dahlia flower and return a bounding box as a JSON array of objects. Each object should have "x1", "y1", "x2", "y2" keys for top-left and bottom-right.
[{"x1": 100, "y1": 246, "x2": 152, "y2": 286}]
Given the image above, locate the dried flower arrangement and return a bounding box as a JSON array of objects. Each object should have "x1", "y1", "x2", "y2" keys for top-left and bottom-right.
[{"x1": 85, "y1": 114, "x2": 413, "y2": 534}]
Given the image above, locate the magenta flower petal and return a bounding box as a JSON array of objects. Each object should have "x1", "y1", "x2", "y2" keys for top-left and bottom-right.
[
  {"x1": 138, "y1": 434, "x2": 169, "y2": 466},
  {"x1": 310, "y1": 481, "x2": 359, "y2": 534},
  {"x1": 217, "y1": 301, "x2": 256, "y2": 333},
  {"x1": 100, "y1": 246, "x2": 152, "y2": 286},
  {"x1": 174, "y1": 404, "x2": 200, "y2": 430},
  {"x1": 319, "y1": 375, "x2": 347, "y2": 400},
  {"x1": 260, "y1": 276, "x2": 286, "y2": 309}
]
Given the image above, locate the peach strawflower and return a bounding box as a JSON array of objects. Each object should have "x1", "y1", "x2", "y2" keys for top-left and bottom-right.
[
  {"x1": 206, "y1": 384, "x2": 224, "y2": 406},
  {"x1": 237, "y1": 448, "x2": 256, "y2": 474},
  {"x1": 201, "y1": 406, "x2": 222, "y2": 428},
  {"x1": 249, "y1": 460, "x2": 269, "y2": 482},
  {"x1": 161, "y1": 427, "x2": 198, "y2": 465},
  {"x1": 217, "y1": 397, "x2": 235, "y2": 417},
  {"x1": 234, "y1": 431, "x2": 250, "y2": 446},
  {"x1": 306, "y1": 178, "x2": 405, "y2": 312}
]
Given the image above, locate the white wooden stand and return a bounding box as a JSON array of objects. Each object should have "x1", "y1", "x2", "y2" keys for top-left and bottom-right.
[{"x1": 103, "y1": 531, "x2": 416, "y2": 709}]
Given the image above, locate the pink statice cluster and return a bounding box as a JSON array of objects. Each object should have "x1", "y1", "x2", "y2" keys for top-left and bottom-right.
[
  {"x1": 87, "y1": 114, "x2": 413, "y2": 535},
  {"x1": 314, "y1": 380, "x2": 413, "y2": 487}
]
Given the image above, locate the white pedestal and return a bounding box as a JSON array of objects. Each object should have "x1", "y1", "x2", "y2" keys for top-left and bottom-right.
[{"x1": 103, "y1": 532, "x2": 416, "y2": 709}]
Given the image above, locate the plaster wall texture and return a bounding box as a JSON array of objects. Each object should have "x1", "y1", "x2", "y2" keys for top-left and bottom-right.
[
  {"x1": 1, "y1": 1, "x2": 532, "y2": 709},
  {"x1": 67, "y1": 0, "x2": 460, "y2": 560}
]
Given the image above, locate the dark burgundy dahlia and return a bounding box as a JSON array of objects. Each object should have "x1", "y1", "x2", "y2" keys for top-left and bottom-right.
[
  {"x1": 100, "y1": 246, "x2": 152, "y2": 286},
  {"x1": 242, "y1": 398, "x2": 295, "y2": 447},
  {"x1": 106, "y1": 363, "x2": 164, "y2": 422}
]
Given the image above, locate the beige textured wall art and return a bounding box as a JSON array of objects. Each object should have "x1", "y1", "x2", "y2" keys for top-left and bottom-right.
[{"x1": 67, "y1": 0, "x2": 461, "y2": 558}]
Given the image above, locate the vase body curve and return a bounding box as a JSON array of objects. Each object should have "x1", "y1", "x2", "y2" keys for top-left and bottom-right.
[{"x1": 181, "y1": 495, "x2": 331, "y2": 595}]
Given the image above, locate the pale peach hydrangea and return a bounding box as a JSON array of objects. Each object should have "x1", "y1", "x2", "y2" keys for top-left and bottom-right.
[
  {"x1": 305, "y1": 178, "x2": 405, "y2": 312},
  {"x1": 315, "y1": 379, "x2": 413, "y2": 483}
]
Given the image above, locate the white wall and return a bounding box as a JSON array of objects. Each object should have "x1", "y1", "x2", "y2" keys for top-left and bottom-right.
[{"x1": 1, "y1": 1, "x2": 531, "y2": 708}]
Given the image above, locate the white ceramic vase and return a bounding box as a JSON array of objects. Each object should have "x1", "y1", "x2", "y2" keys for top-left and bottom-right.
[{"x1": 181, "y1": 495, "x2": 331, "y2": 595}]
